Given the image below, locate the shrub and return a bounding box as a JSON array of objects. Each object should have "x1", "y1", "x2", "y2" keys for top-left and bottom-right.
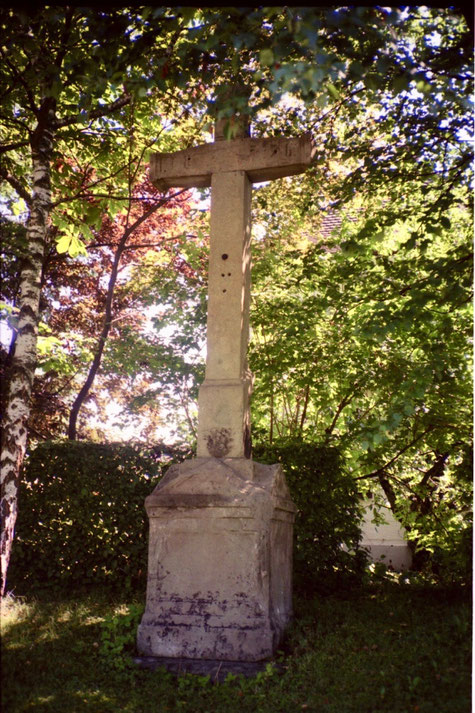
[
  {"x1": 407, "y1": 443, "x2": 473, "y2": 586},
  {"x1": 8, "y1": 441, "x2": 164, "y2": 595},
  {"x1": 253, "y1": 440, "x2": 366, "y2": 593},
  {"x1": 99, "y1": 603, "x2": 145, "y2": 674},
  {"x1": 9, "y1": 439, "x2": 365, "y2": 596}
]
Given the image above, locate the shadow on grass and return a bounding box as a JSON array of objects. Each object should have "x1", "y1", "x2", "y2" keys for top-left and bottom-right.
[
  {"x1": 1, "y1": 583, "x2": 472, "y2": 713},
  {"x1": 1, "y1": 596, "x2": 141, "y2": 713}
]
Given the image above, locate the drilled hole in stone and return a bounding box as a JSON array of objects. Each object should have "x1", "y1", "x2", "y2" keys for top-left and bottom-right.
[
  {"x1": 221, "y1": 273, "x2": 225, "y2": 277},
  {"x1": 221, "y1": 253, "x2": 228, "y2": 260},
  {"x1": 222, "y1": 289, "x2": 227, "y2": 293},
  {"x1": 228, "y1": 272, "x2": 231, "y2": 276}
]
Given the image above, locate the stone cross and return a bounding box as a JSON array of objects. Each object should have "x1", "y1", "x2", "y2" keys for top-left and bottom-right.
[
  {"x1": 150, "y1": 117, "x2": 314, "y2": 459},
  {"x1": 137, "y1": 116, "x2": 313, "y2": 666}
]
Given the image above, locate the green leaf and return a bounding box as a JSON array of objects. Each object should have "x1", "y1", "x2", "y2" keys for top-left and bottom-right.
[
  {"x1": 402, "y1": 232, "x2": 418, "y2": 250},
  {"x1": 349, "y1": 61, "x2": 364, "y2": 78},
  {"x1": 56, "y1": 234, "x2": 72, "y2": 254},
  {"x1": 391, "y1": 73, "x2": 410, "y2": 93},
  {"x1": 364, "y1": 73, "x2": 384, "y2": 90},
  {"x1": 259, "y1": 48, "x2": 274, "y2": 66},
  {"x1": 68, "y1": 235, "x2": 87, "y2": 257},
  {"x1": 55, "y1": 234, "x2": 87, "y2": 257}
]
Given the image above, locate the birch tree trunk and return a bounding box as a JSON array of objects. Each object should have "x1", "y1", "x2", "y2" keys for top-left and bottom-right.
[{"x1": 0, "y1": 120, "x2": 53, "y2": 596}]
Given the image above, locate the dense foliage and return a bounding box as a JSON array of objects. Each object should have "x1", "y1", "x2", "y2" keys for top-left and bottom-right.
[
  {"x1": 254, "y1": 441, "x2": 366, "y2": 592},
  {"x1": 7, "y1": 442, "x2": 163, "y2": 593},
  {"x1": 1, "y1": 7, "x2": 472, "y2": 590},
  {"x1": 249, "y1": 205, "x2": 472, "y2": 583},
  {"x1": 9, "y1": 440, "x2": 366, "y2": 595},
  {"x1": 2, "y1": 5, "x2": 471, "y2": 443}
]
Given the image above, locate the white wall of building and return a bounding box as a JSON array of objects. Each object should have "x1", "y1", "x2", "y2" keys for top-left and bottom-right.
[{"x1": 359, "y1": 493, "x2": 412, "y2": 571}]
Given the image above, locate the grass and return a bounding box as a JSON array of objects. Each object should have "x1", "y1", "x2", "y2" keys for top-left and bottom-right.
[{"x1": 1, "y1": 580, "x2": 471, "y2": 713}]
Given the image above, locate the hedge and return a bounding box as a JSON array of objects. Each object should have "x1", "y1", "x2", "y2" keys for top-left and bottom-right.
[{"x1": 8, "y1": 439, "x2": 365, "y2": 596}]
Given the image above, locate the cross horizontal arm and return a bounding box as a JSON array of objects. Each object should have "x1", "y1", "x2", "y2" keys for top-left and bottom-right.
[{"x1": 150, "y1": 134, "x2": 315, "y2": 189}]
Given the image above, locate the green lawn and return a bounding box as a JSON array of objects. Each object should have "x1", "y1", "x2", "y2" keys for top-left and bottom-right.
[{"x1": 1, "y1": 582, "x2": 471, "y2": 713}]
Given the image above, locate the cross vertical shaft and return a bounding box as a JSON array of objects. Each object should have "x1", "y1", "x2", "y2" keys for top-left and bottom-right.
[{"x1": 197, "y1": 170, "x2": 252, "y2": 458}]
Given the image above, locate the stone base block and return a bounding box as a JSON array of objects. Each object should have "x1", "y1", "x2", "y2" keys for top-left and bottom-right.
[
  {"x1": 138, "y1": 612, "x2": 275, "y2": 661},
  {"x1": 137, "y1": 457, "x2": 296, "y2": 662},
  {"x1": 134, "y1": 656, "x2": 280, "y2": 683}
]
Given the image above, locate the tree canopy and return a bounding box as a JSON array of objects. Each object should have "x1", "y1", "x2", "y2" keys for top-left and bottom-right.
[{"x1": 1, "y1": 6, "x2": 472, "y2": 592}]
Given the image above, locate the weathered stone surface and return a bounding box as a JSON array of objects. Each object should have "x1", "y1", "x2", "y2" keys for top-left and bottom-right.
[
  {"x1": 150, "y1": 133, "x2": 315, "y2": 189},
  {"x1": 150, "y1": 122, "x2": 314, "y2": 460},
  {"x1": 140, "y1": 117, "x2": 310, "y2": 665},
  {"x1": 137, "y1": 457, "x2": 296, "y2": 662},
  {"x1": 196, "y1": 170, "x2": 252, "y2": 459},
  {"x1": 134, "y1": 655, "x2": 282, "y2": 682}
]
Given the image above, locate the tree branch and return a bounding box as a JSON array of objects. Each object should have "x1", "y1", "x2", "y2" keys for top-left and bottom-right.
[
  {"x1": 0, "y1": 167, "x2": 32, "y2": 205},
  {"x1": 355, "y1": 426, "x2": 435, "y2": 481},
  {"x1": 67, "y1": 188, "x2": 187, "y2": 439},
  {"x1": 0, "y1": 139, "x2": 31, "y2": 155},
  {"x1": 298, "y1": 383, "x2": 310, "y2": 437},
  {"x1": 324, "y1": 382, "x2": 360, "y2": 440},
  {"x1": 86, "y1": 235, "x2": 188, "y2": 250},
  {"x1": 54, "y1": 93, "x2": 132, "y2": 129},
  {"x1": 0, "y1": 50, "x2": 39, "y2": 117},
  {"x1": 51, "y1": 163, "x2": 132, "y2": 207}
]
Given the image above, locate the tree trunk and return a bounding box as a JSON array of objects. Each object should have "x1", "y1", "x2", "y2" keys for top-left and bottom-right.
[
  {"x1": 0, "y1": 126, "x2": 53, "y2": 596},
  {"x1": 67, "y1": 197, "x2": 171, "y2": 440}
]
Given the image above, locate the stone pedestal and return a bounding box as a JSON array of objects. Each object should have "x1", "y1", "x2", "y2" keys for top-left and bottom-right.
[{"x1": 137, "y1": 457, "x2": 296, "y2": 662}]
